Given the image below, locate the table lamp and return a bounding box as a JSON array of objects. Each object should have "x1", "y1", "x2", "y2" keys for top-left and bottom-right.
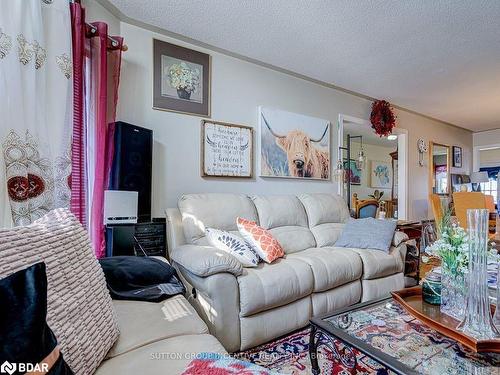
[{"x1": 471, "y1": 171, "x2": 489, "y2": 192}]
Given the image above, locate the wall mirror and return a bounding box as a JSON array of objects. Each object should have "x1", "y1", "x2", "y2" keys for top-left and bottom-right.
[
  {"x1": 337, "y1": 114, "x2": 408, "y2": 220},
  {"x1": 429, "y1": 142, "x2": 451, "y2": 196}
]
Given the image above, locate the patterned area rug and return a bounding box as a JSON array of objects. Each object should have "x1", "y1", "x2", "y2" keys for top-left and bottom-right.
[{"x1": 235, "y1": 328, "x2": 388, "y2": 374}]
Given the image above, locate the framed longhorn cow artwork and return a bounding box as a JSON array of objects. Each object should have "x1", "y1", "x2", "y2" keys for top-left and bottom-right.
[
  {"x1": 201, "y1": 120, "x2": 253, "y2": 178},
  {"x1": 259, "y1": 107, "x2": 331, "y2": 180}
]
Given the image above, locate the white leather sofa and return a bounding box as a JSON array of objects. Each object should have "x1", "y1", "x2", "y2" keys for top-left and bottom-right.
[{"x1": 166, "y1": 193, "x2": 408, "y2": 353}]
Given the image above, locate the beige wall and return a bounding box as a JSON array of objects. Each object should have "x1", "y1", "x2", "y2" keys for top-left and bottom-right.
[
  {"x1": 394, "y1": 109, "x2": 472, "y2": 218},
  {"x1": 83, "y1": 2, "x2": 473, "y2": 221}
]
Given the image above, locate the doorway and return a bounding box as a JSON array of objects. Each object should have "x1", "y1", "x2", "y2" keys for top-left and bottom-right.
[{"x1": 337, "y1": 114, "x2": 408, "y2": 220}]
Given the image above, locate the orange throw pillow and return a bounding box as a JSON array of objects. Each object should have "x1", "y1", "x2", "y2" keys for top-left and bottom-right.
[{"x1": 237, "y1": 217, "x2": 284, "y2": 263}]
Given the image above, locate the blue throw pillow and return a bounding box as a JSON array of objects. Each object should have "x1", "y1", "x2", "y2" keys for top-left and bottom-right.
[{"x1": 335, "y1": 218, "x2": 397, "y2": 252}]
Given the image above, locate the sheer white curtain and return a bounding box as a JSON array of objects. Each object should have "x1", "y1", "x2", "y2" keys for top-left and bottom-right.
[{"x1": 0, "y1": 0, "x2": 72, "y2": 227}]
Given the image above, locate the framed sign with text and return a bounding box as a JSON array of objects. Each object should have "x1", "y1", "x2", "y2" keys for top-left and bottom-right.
[{"x1": 201, "y1": 120, "x2": 253, "y2": 178}]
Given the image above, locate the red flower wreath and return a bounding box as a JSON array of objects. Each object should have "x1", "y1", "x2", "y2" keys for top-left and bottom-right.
[{"x1": 370, "y1": 100, "x2": 396, "y2": 137}]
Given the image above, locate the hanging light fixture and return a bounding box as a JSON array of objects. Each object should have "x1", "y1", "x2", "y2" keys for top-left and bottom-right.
[
  {"x1": 333, "y1": 159, "x2": 344, "y2": 182},
  {"x1": 355, "y1": 137, "x2": 366, "y2": 170}
]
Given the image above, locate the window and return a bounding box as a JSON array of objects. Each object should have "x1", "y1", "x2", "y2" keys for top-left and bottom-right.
[{"x1": 480, "y1": 178, "x2": 497, "y2": 204}]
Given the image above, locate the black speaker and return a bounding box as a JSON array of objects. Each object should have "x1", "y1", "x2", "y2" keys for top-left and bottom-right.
[{"x1": 109, "y1": 121, "x2": 153, "y2": 222}]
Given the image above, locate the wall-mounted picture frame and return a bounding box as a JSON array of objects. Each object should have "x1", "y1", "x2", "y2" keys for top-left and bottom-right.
[
  {"x1": 453, "y1": 145, "x2": 462, "y2": 168},
  {"x1": 370, "y1": 160, "x2": 392, "y2": 189},
  {"x1": 259, "y1": 107, "x2": 330, "y2": 180},
  {"x1": 201, "y1": 120, "x2": 253, "y2": 178},
  {"x1": 153, "y1": 39, "x2": 210, "y2": 117},
  {"x1": 343, "y1": 159, "x2": 361, "y2": 185}
]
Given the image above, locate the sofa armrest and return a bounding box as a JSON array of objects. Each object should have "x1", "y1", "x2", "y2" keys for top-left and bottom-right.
[
  {"x1": 170, "y1": 244, "x2": 243, "y2": 277},
  {"x1": 392, "y1": 231, "x2": 409, "y2": 247}
]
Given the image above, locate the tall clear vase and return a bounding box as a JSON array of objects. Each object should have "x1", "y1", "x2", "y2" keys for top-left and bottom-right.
[
  {"x1": 457, "y1": 209, "x2": 500, "y2": 339},
  {"x1": 493, "y1": 262, "x2": 500, "y2": 329}
]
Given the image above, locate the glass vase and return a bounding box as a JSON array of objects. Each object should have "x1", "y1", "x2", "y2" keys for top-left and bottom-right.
[
  {"x1": 457, "y1": 209, "x2": 499, "y2": 339},
  {"x1": 493, "y1": 262, "x2": 500, "y2": 328},
  {"x1": 440, "y1": 271, "x2": 466, "y2": 320}
]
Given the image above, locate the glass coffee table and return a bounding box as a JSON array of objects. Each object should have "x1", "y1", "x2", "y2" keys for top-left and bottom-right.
[{"x1": 309, "y1": 296, "x2": 500, "y2": 374}]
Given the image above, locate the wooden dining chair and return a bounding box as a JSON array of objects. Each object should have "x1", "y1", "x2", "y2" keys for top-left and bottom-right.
[
  {"x1": 485, "y1": 195, "x2": 495, "y2": 212},
  {"x1": 484, "y1": 194, "x2": 497, "y2": 233},
  {"x1": 452, "y1": 192, "x2": 486, "y2": 229},
  {"x1": 429, "y1": 194, "x2": 445, "y2": 223},
  {"x1": 352, "y1": 193, "x2": 379, "y2": 219}
]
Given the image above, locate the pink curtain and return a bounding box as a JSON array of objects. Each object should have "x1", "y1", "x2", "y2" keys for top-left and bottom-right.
[
  {"x1": 70, "y1": 2, "x2": 86, "y2": 225},
  {"x1": 70, "y1": 3, "x2": 123, "y2": 258}
]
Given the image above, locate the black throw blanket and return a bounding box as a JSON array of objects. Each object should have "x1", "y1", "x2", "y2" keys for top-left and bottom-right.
[{"x1": 99, "y1": 256, "x2": 185, "y2": 302}]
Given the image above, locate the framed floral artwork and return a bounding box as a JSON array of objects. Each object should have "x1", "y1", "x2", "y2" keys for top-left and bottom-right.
[{"x1": 153, "y1": 39, "x2": 210, "y2": 116}]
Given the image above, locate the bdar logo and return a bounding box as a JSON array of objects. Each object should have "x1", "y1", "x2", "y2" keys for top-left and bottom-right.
[{"x1": 0, "y1": 361, "x2": 16, "y2": 375}]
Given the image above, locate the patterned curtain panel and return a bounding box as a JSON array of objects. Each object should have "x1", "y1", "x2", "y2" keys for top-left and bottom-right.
[{"x1": 0, "y1": 0, "x2": 73, "y2": 227}]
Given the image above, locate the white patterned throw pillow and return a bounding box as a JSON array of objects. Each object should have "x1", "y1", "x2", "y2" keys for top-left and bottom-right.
[{"x1": 206, "y1": 228, "x2": 259, "y2": 267}]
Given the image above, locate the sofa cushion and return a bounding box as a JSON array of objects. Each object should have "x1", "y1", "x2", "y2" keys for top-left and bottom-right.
[
  {"x1": 95, "y1": 334, "x2": 227, "y2": 375},
  {"x1": 288, "y1": 247, "x2": 362, "y2": 292},
  {"x1": 107, "y1": 295, "x2": 209, "y2": 358},
  {"x1": 206, "y1": 228, "x2": 259, "y2": 267},
  {"x1": 252, "y1": 195, "x2": 316, "y2": 253},
  {"x1": 335, "y1": 218, "x2": 397, "y2": 253},
  {"x1": 341, "y1": 246, "x2": 405, "y2": 279},
  {"x1": 298, "y1": 193, "x2": 350, "y2": 246},
  {"x1": 237, "y1": 258, "x2": 313, "y2": 316},
  {"x1": 237, "y1": 217, "x2": 284, "y2": 263},
  {"x1": 0, "y1": 209, "x2": 118, "y2": 375},
  {"x1": 178, "y1": 193, "x2": 258, "y2": 244},
  {"x1": 298, "y1": 193, "x2": 350, "y2": 227},
  {"x1": 308, "y1": 222, "x2": 345, "y2": 247}
]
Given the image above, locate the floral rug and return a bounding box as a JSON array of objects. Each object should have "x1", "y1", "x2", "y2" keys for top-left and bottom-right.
[{"x1": 235, "y1": 328, "x2": 388, "y2": 375}]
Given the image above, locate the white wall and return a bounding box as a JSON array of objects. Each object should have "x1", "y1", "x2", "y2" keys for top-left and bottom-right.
[
  {"x1": 83, "y1": 0, "x2": 120, "y2": 35},
  {"x1": 84, "y1": 3, "x2": 473, "y2": 220},
  {"x1": 117, "y1": 22, "x2": 374, "y2": 217}
]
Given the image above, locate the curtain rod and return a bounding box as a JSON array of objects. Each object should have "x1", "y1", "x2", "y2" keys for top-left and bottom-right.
[
  {"x1": 69, "y1": 0, "x2": 127, "y2": 51},
  {"x1": 86, "y1": 23, "x2": 128, "y2": 52}
]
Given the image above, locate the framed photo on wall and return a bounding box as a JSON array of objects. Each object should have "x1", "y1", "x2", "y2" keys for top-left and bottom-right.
[
  {"x1": 201, "y1": 120, "x2": 253, "y2": 178},
  {"x1": 453, "y1": 146, "x2": 462, "y2": 168},
  {"x1": 153, "y1": 39, "x2": 210, "y2": 117}
]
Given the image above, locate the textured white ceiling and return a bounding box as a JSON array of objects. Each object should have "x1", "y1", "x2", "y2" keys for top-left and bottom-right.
[{"x1": 108, "y1": 0, "x2": 500, "y2": 132}]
